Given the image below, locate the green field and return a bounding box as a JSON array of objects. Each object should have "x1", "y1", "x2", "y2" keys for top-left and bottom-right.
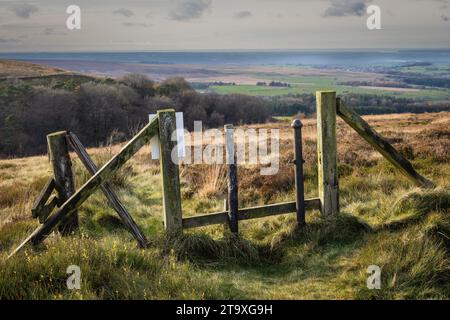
[
  {"x1": 210, "y1": 74, "x2": 450, "y2": 100},
  {"x1": 396, "y1": 64, "x2": 450, "y2": 77}
]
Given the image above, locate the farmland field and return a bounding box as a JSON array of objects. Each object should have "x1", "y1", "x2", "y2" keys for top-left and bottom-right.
[{"x1": 209, "y1": 73, "x2": 450, "y2": 100}]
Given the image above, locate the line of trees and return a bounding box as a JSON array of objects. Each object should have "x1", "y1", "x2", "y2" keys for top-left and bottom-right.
[
  {"x1": 0, "y1": 74, "x2": 270, "y2": 157},
  {"x1": 1, "y1": 73, "x2": 449, "y2": 158},
  {"x1": 265, "y1": 93, "x2": 450, "y2": 117}
]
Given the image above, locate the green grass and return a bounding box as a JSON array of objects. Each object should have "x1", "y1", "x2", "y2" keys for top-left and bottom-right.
[
  {"x1": 0, "y1": 153, "x2": 448, "y2": 299},
  {"x1": 212, "y1": 84, "x2": 450, "y2": 100},
  {"x1": 396, "y1": 64, "x2": 450, "y2": 77}
]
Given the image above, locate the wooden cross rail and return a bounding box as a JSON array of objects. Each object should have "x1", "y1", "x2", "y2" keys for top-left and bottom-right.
[
  {"x1": 182, "y1": 198, "x2": 321, "y2": 229},
  {"x1": 31, "y1": 178, "x2": 56, "y2": 222},
  {"x1": 66, "y1": 132, "x2": 148, "y2": 248},
  {"x1": 8, "y1": 116, "x2": 160, "y2": 258},
  {"x1": 336, "y1": 98, "x2": 435, "y2": 189}
]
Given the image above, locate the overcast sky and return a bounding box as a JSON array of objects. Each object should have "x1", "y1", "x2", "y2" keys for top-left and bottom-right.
[{"x1": 0, "y1": 0, "x2": 449, "y2": 52}]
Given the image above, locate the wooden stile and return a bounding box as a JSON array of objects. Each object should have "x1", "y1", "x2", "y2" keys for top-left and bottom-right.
[
  {"x1": 13, "y1": 94, "x2": 433, "y2": 261},
  {"x1": 8, "y1": 117, "x2": 159, "y2": 258}
]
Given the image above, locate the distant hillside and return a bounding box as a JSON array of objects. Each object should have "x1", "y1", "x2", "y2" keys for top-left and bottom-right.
[{"x1": 0, "y1": 60, "x2": 69, "y2": 78}]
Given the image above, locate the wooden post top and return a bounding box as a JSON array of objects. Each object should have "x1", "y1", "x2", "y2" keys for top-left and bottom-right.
[
  {"x1": 157, "y1": 108, "x2": 176, "y2": 113},
  {"x1": 47, "y1": 131, "x2": 67, "y2": 138}
]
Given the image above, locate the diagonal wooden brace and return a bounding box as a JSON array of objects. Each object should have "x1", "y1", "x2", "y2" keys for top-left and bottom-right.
[
  {"x1": 337, "y1": 98, "x2": 435, "y2": 189},
  {"x1": 66, "y1": 132, "x2": 148, "y2": 248}
]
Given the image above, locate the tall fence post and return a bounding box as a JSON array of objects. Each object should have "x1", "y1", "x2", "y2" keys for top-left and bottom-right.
[
  {"x1": 158, "y1": 109, "x2": 183, "y2": 236},
  {"x1": 316, "y1": 91, "x2": 339, "y2": 216},
  {"x1": 225, "y1": 124, "x2": 239, "y2": 233},
  {"x1": 292, "y1": 119, "x2": 306, "y2": 226},
  {"x1": 47, "y1": 131, "x2": 78, "y2": 234}
]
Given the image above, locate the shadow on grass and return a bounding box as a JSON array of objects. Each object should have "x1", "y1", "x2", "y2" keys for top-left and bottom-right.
[{"x1": 167, "y1": 213, "x2": 372, "y2": 277}]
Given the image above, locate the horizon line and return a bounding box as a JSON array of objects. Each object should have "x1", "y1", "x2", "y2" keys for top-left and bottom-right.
[{"x1": 1, "y1": 47, "x2": 450, "y2": 54}]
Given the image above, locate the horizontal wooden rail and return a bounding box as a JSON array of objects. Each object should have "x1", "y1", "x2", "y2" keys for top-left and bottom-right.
[
  {"x1": 9, "y1": 117, "x2": 160, "y2": 258},
  {"x1": 337, "y1": 99, "x2": 435, "y2": 189},
  {"x1": 182, "y1": 198, "x2": 320, "y2": 229}
]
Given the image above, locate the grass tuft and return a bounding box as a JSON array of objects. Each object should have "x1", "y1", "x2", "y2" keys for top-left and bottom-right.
[
  {"x1": 302, "y1": 213, "x2": 372, "y2": 247},
  {"x1": 392, "y1": 187, "x2": 450, "y2": 217},
  {"x1": 172, "y1": 232, "x2": 261, "y2": 266}
]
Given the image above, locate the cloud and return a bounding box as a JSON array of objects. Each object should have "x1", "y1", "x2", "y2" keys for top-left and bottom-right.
[
  {"x1": 43, "y1": 27, "x2": 54, "y2": 35},
  {"x1": 234, "y1": 11, "x2": 252, "y2": 19},
  {"x1": 0, "y1": 37, "x2": 20, "y2": 43},
  {"x1": 323, "y1": 0, "x2": 369, "y2": 17},
  {"x1": 168, "y1": 0, "x2": 211, "y2": 21},
  {"x1": 9, "y1": 3, "x2": 38, "y2": 18},
  {"x1": 441, "y1": 14, "x2": 449, "y2": 21},
  {"x1": 113, "y1": 8, "x2": 135, "y2": 17},
  {"x1": 43, "y1": 27, "x2": 66, "y2": 36},
  {"x1": 122, "y1": 22, "x2": 150, "y2": 28}
]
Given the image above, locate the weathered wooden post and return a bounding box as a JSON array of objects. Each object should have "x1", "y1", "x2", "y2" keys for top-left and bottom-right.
[
  {"x1": 316, "y1": 91, "x2": 339, "y2": 216},
  {"x1": 158, "y1": 109, "x2": 183, "y2": 236},
  {"x1": 47, "y1": 131, "x2": 78, "y2": 234},
  {"x1": 225, "y1": 124, "x2": 239, "y2": 233},
  {"x1": 292, "y1": 119, "x2": 306, "y2": 226}
]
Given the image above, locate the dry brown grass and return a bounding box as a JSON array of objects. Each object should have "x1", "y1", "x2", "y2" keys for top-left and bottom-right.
[
  {"x1": 0, "y1": 111, "x2": 449, "y2": 300},
  {"x1": 181, "y1": 164, "x2": 227, "y2": 199},
  {"x1": 0, "y1": 60, "x2": 67, "y2": 78},
  {"x1": 173, "y1": 111, "x2": 450, "y2": 207}
]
